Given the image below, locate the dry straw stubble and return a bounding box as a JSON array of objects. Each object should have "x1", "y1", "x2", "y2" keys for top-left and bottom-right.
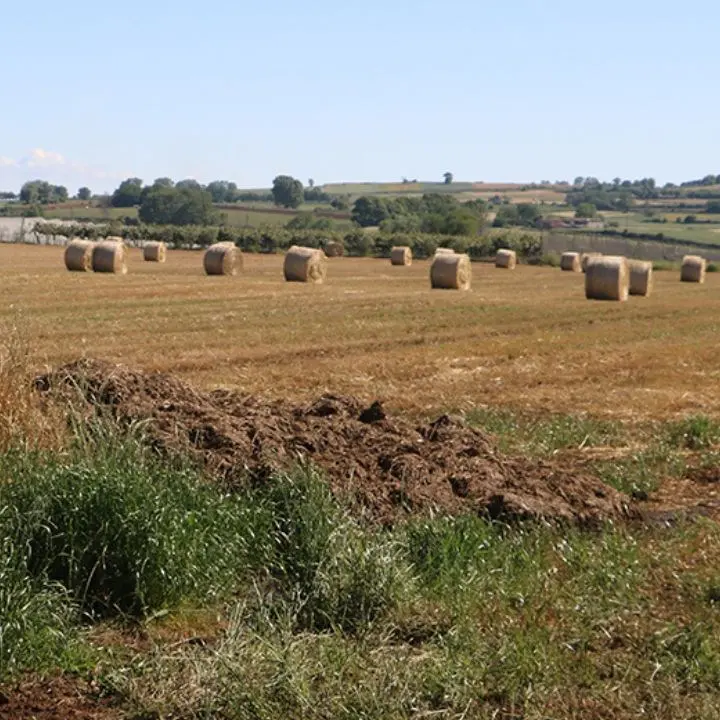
[
  {"x1": 681, "y1": 255, "x2": 706, "y2": 284},
  {"x1": 64, "y1": 238, "x2": 95, "y2": 272},
  {"x1": 391, "y1": 246, "x2": 412, "y2": 266},
  {"x1": 585, "y1": 256, "x2": 629, "y2": 301},
  {"x1": 561, "y1": 252, "x2": 581, "y2": 272},
  {"x1": 495, "y1": 248, "x2": 517, "y2": 269},
  {"x1": 284, "y1": 246, "x2": 328, "y2": 283},
  {"x1": 204, "y1": 243, "x2": 241, "y2": 276},
  {"x1": 629, "y1": 260, "x2": 653, "y2": 297},
  {"x1": 430, "y1": 253, "x2": 472, "y2": 290},
  {"x1": 92, "y1": 238, "x2": 127, "y2": 274}
]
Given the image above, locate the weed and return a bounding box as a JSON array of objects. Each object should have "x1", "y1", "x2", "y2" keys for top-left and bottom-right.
[
  {"x1": 666, "y1": 415, "x2": 720, "y2": 450},
  {"x1": 466, "y1": 408, "x2": 622, "y2": 455}
]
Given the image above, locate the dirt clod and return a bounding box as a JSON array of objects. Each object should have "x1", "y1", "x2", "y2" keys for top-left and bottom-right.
[
  {"x1": 0, "y1": 675, "x2": 119, "y2": 720},
  {"x1": 37, "y1": 359, "x2": 633, "y2": 525}
]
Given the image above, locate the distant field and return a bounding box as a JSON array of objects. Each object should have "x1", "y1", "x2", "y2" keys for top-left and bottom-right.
[
  {"x1": 34, "y1": 204, "x2": 351, "y2": 230},
  {"x1": 321, "y1": 181, "x2": 475, "y2": 195},
  {"x1": 320, "y1": 182, "x2": 568, "y2": 206},
  {"x1": 600, "y1": 212, "x2": 720, "y2": 245}
]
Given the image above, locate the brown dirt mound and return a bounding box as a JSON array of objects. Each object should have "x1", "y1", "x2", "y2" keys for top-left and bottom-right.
[
  {"x1": 36, "y1": 359, "x2": 633, "y2": 525},
  {"x1": 0, "y1": 675, "x2": 119, "y2": 720}
]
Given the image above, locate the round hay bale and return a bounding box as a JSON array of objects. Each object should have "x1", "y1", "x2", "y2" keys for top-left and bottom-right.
[
  {"x1": 284, "y1": 246, "x2": 328, "y2": 283},
  {"x1": 204, "y1": 242, "x2": 241, "y2": 276},
  {"x1": 681, "y1": 255, "x2": 706, "y2": 283},
  {"x1": 561, "y1": 252, "x2": 581, "y2": 272},
  {"x1": 581, "y1": 252, "x2": 602, "y2": 273},
  {"x1": 64, "y1": 238, "x2": 95, "y2": 272},
  {"x1": 430, "y1": 253, "x2": 471, "y2": 290},
  {"x1": 495, "y1": 248, "x2": 517, "y2": 269},
  {"x1": 435, "y1": 247, "x2": 455, "y2": 255},
  {"x1": 324, "y1": 241, "x2": 344, "y2": 258},
  {"x1": 629, "y1": 260, "x2": 653, "y2": 297},
  {"x1": 143, "y1": 241, "x2": 167, "y2": 263},
  {"x1": 391, "y1": 246, "x2": 412, "y2": 266},
  {"x1": 585, "y1": 256, "x2": 629, "y2": 301},
  {"x1": 92, "y1": 240, "x2": 127, "y2": 274}
]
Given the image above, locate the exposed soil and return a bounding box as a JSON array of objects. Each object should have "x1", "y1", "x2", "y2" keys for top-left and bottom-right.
[
  {"x1": 0, "y1": 675, "x2": 119, "y2": 720},
  {"x1": 36, "y1": 359, "x2": 634, "y2": 525}
]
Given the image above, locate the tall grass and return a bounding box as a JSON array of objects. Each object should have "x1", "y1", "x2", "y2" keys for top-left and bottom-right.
[
  {"x1": 0, "y1": 539, "x2": 79, "y2": 680},
  {"x1": 256, "y1": 467, "x2": 412, "y2": 633},
  {"x1": 110, "y1": 518, "x2": 720, "y2": 719},
  {"x1": 0, "y1": 428, "x2": 268, "y2": 617},
  {"x1": 0, "y1": 322, "x2": 64, "y2": 451}
]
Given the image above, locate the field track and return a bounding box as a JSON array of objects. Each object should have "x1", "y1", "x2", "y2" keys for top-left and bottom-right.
[{"x1": 3, "y1": 244, "x2": 720, "y2": 421}]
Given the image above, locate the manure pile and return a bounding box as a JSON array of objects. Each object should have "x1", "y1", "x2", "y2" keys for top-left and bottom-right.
[{"x1": 36, "y1": 359, "x2": 632, "y2": 525}]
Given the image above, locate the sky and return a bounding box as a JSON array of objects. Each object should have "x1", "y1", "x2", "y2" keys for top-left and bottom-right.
[{"x1": 0, "y1": 0, "x2": 717, "y2": 193}]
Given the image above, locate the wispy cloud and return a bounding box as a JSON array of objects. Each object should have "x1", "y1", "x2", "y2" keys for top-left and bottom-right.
[
  {"x1": 0, "y1": 148, "x2": 67, "y2": 169},
  {"x1": 24, "y1": 148, "x2": 66, "y2": 167},
  {"x1": 0, "y1": 148, "x2": 123, "y2": 188}
]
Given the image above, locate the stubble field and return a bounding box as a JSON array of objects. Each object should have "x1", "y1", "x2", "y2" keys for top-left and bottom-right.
[
  {"x1": 3, "y1": 244, "x2": 720, "y2": 423},
  {"x1": 6, "y1": 243, "x2": 720, "y2": 718}
]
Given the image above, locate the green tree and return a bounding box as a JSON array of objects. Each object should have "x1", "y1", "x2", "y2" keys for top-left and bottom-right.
[
  {"x1": 139, "y1": 186, "x2": 217, "y2": 225},
  {"x1": 206, "y1": 181, "x2": 235, "y2": 203},
  {"x1": 516, "y1": 203, "x2": 542, "y2": 227},
  {"x1": 19, "y1": 180, "x2": 67, "y2": 204},
  {"x1": 330, "y1": 196, "x2": 349, "y2": 211},
  {"x1": 19, "y1": 181, "x2": 40, "y2": 204},
  {"x1": 351, "y1": 196, "x2": 390, "y2": 227},
  {"x1": 272, "y1": 175, "x2": 304, "y2": 208},
  {"x1": 575, "y1": 203, "x2": 598, "y2": 218},
  {"x1": 421, "y1": 193, "x2": 457, "y2": 215},
  {"x1": 492, "y1": 205, "x2": 520, "y2": 227},
  {"x1": 77, "y1": 187, "x2": 91, "y2": 201},
  {"x1": 706, "y1": 201, "x2": 720, "y2": 214},
  {"x1": 175, "y1": 179, "x2": 203, "y2": 191},
  {"x1": 285, "y1": 213, "x2": 332, "y2": 231},
  {"x1": 443, "y1": 171, "x2": 453, "y2": 184},
  {"x1": 111, "y1": 178, "x2": 143, "y2": 207}
]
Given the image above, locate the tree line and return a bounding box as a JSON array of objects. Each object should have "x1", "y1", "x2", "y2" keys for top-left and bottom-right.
[{"x1": 32, "y1": 221, "x2": 541, "y2": 260}]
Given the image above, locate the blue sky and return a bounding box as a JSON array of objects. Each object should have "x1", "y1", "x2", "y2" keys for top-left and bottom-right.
[{"x1": 0, "y1": 0, "x2": 717, "y2": 192}]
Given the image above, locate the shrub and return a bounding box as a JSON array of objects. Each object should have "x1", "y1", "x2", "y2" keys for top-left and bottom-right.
[{"x1": 343, "y1": 229, "x2": 376, "y2": 257}]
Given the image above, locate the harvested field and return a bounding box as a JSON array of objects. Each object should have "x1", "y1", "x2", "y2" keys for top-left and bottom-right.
[
  {"x1": 37, "y1": 359, "x2": 632, "y2": 524},
  {"x1": 2, "y1": 245, "x2": 720, "y2": 421}
]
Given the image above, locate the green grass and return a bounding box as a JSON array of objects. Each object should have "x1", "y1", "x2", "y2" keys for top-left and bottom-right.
[
  {"x1": 5, "y1": 414, "x2": 720, "y2": 717},
  {"x1": 40, "y1": 204, "x2": 353, "y2": 230},
  {"x1": 466, "y1": 407, "x2": 624, "y2": 455},
  {"x1": 0, "y1": 426, "x2": 267, "y2": 617},
  {"x1": 107, "y1": 516, "x2": 720, "y2": 719},
  {"x1": 600, "y1": 212, "x2": 720, "y2": 246}
]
